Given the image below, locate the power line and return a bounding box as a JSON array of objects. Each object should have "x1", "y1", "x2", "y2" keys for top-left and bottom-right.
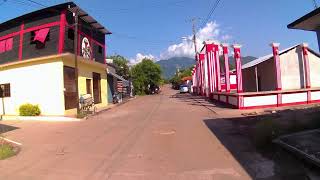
[
  {"x1": 24, "y1": 0, "x2": 46, "y2": 7},
  {"x1": 312, "y1": 0, "x2": 318, "y2": 9},
  {"x1": 200, "y1": 0, "x2": 221, "y2": 28},
  {"x1": 0, "y1": 0, "x2": 7, "y2": 5}
]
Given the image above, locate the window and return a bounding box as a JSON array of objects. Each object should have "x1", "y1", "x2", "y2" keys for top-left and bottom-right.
[
  {"x1": 98, "y1": 46, "x2": 102, "y2": 54},
  {"x1": 68, "y1": 29, "x2": 74, "y2": 40},
  {"x1": 30, "y1": 29, "x2": 50, "y2": 45},
  {"x1": 0, "y1": 38, "x2": 13, "y2": 54},
  {"x1": 0, "y1": 84, "x2": 10, "y2": 98}
]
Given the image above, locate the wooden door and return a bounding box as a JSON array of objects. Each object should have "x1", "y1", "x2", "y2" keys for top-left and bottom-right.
[
  {"x1": 64, "y1": 66, "x2": 77, "y2": 110},
  {"x1": 92, "y1": 72, "x2": 101, "y2": 104},
  {"x1": 86, "y1": 79, "x2": 92, "y2": 94}
]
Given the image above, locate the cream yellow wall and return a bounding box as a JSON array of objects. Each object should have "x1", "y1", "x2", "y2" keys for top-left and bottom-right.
[
  {"x1": 0, "y1": 59, "x2": 65, "y2": 116},
  {"x1": 280, "y1": 47, "x2": 305, "y2": 90},
  {"x1": 62, "y1": 57, "x2": 108, "y2": 115}
]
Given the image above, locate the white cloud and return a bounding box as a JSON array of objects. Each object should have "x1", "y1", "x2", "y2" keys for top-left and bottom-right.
[
  {"x1": 128, "y1": 21, "x2": 232, "y2": 63},
  {"x1": 129, "y1": 53, "x2": 156, "y2": 65},
  {"x1": 159, "y1": 21, "x2": 231, "y2": 59}
]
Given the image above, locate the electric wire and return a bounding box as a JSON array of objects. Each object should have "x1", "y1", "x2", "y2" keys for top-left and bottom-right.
[{"x1": 200, "y1": 0, "x2": 221, "y2": 28}]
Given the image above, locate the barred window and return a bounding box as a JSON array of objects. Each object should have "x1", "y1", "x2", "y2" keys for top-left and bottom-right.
[{"x1": 0, "y1": 84, "x2": 10, "y2": 97}]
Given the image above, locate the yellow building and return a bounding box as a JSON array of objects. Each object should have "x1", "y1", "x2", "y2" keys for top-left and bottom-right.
[
  {"x1": 0, "y1": 54, "x2": 108, "y2": 116},
  {"x1": 0, "y1": 2, "x2": 111, "y2": 116}
]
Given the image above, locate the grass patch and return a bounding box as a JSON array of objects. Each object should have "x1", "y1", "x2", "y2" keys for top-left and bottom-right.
[{"x1": 0, "y1": 143, "x2": 16, "y2": 160}]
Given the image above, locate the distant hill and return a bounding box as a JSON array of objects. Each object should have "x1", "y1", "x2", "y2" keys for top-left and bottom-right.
[
  {"x1": 157, "y1": 56, "x2": 257, "y2": 79},
  {"x1": 156, "y1": 57, "x2": 195, "y2": 79}
]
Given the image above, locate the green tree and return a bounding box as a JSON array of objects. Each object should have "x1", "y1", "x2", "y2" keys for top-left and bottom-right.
[
  {"x1": 108, "y1": 55, "x2": 130, "y2": 79},
  {"x1": 130, "y1": 59, "x2": 162, "y2": 95},
  {"x1": 169, "y1": 67, "x2": 192, "y2": 89}
]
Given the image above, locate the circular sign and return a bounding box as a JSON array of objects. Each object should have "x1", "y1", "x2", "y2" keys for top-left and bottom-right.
[{"x1": 81, "y1": 37, "x2": 91, "y2": 59}]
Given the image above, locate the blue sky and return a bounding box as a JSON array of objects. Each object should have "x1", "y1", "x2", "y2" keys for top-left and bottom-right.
[{"x1": 0, "y1": 0, "x2": 319, "y2": 63}]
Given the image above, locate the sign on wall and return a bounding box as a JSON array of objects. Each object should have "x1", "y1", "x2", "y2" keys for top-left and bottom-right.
[{"x1": 81, "y1": 37, "x2": 92, "y2": 59}]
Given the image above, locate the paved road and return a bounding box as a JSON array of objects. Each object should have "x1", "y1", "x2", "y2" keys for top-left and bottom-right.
[{"x1": 0, "y1": 86, "x2": 250, "y2": 180}]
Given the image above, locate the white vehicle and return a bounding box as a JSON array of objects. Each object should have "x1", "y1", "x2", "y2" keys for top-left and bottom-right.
[{"x1": 179, "y1": 85, "x2": 189, "y2": 93}]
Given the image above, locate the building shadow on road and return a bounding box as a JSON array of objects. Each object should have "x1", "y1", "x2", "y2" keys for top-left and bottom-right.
[
  {"x1": 0, "y1": 124, "x2": 19, "y2": 134},
  {"x1": 170, "y1": 92, "x2": 231, "y2": 109},
  {"x1": 203, "y1": 111, "x2": 320, "y2": 180}
]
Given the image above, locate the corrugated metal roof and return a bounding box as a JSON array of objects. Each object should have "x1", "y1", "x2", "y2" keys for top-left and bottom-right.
[
  {"x1": 287, "y1": 7, "x2": 320, "y2": 31},
  {"x1": 242, "y1": 45, "x2": 299, "y2": 70},
  {"x1": 0, "y1": 2, "x2": 111, "y2": 35}
]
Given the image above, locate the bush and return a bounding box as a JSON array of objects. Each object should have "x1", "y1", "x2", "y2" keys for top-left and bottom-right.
[{"x1": 19, "y1": 103, "x2": 41, "y2": 116}]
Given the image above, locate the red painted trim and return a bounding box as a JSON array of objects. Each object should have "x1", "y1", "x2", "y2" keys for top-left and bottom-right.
[
  {"x1": 58, "y1": 10, "x2": 66, "y2": 54},
  {"x1": 279, "y1": 101, "x2": 308, "y2": 107},
  {"x1": 24, "y1": 22, "x2": 60, "y2": 33},
  {"x1": 18, "y1": 23, "x2": 24, "y2": 60},
  {"x1": 0, "y1": 32, "x2": 20, "y2": 41},
  {"x1": 309, "y1": 100, "x2": 320, "y2": 103},
  {"x1": 277, "y1": 94, "x2": 282, "y2": 107},
  {"x1": 0, "y1": 22, "x2": 60, "y2": 42},
  {"x1": 307, "y1": 90, "x2": 311, "y2": 103}
]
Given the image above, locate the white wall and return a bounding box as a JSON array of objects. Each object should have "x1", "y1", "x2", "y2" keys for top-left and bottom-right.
[
  {"x1": 311, "y1": 91, "x2": 320, "y2": 101},
  {"x1": 280, "y1": 47, "x2": 305, "y2": 90},
  {"x1": 282, "y1": 92, "x2": 307, "y2": 104},
  {"x1": 308, "y1": 50, "x2": 320, "y2": 88},
  {"x1": 0, "y1": 61, "x2": 65, "y2": 116},
  {"x1": 243, "y1": 95, "x2": 277, "y2": 107}
]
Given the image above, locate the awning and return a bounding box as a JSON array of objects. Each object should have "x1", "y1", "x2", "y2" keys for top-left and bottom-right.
[
  {"x1": 107, "y1": 70, "x2": 129, "y2": 86},
  {"x1": 288, "y1": 7, "x2": 320, "y2": 31}
]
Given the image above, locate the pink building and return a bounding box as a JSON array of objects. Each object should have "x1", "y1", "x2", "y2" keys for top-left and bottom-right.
[{"x1": 192, "y1": 42, "x2": 320, "y2": 109}]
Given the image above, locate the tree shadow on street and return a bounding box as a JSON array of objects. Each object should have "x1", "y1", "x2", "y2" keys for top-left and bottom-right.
[{"x1": 170, "y1": 92, "x2": 232, "y2": 109}]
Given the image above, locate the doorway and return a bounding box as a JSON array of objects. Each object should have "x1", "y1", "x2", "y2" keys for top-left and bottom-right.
[{"x1": 92, "y1": 72, "x2": 101, "y2": 104}]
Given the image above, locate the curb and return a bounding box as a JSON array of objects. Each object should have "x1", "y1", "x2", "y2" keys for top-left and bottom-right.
[{"x1": 90, "y1": 97, "x2": 137, "y2": 116}]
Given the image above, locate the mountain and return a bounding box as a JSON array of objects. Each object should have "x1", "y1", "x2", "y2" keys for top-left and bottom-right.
[
  {"x1": 156, "y1": 57, "x2": 195, "y2": 79},
  {"x1": 157, "y1": 56, "x2": 257, "y2": 79}
]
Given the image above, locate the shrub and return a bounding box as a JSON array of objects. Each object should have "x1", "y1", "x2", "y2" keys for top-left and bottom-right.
[{"x1": 19, "y1": 103, "x2": 41, "y2": 116}]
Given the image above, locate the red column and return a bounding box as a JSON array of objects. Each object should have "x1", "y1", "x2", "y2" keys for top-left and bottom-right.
[
  {"x1": 222, "y1": 44, "x2": 230, "y2": 92},
  {"x1": 199, "y1": 53, "x2": 205, "y2": 96},
  {"x1": 232, "y1": 44, "x2": 243, "y2": 93},
  {"x1": 58, "y1": 10, "x2": 67, "y2": 54},
  {"x1": 301, "y1": 43, "x2": 311, "y2": 88},
  {"x1": 214, "y1": 43, "x2": 221, "y2": 92},
  {"x1": 196, "y1": 58, "x2": 201, "y2": 95},
  {"x1": 271, "y1": 43, "x2": 282, "y2": 90},
  {"x1": 204, "y1": 42, "x2": 214, "y2": 97}
]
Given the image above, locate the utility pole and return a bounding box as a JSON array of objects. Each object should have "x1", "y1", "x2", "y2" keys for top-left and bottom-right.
[
  {"x1": 191, "y1": 18, "x2": 198, "y2": 55},
  {"x1": 73, "y1": 9, "x2": 80, "y2": 115}
]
